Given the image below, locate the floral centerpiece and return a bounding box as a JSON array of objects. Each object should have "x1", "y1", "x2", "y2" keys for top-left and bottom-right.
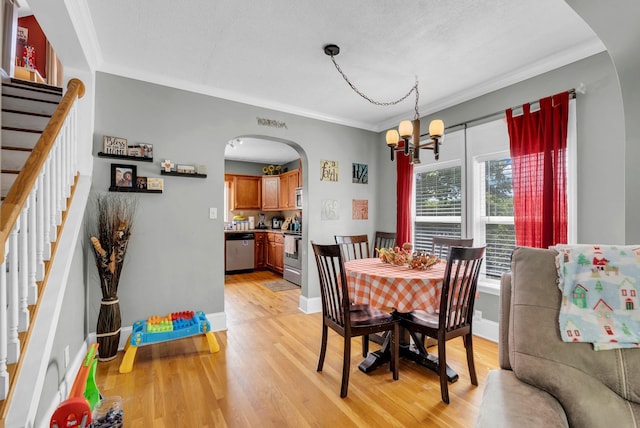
[
  {"x1": 376, "y1": 242, "x2": 440, "y2": 270},
  {"x1": 87, "y1": 194, "x2": 137, "y2": 361}
]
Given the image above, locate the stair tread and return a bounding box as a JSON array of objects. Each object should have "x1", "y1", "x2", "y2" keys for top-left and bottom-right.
[
  {"x1": 6, "y1": 78, "x2": 63, "y2": 94},
  {"x1": 2, "y1": 146, "x2": 33, "y2": 151},
  {"x1": 2, "y1": 93, "x2": 60, "y2": 105},
  {"x1": 2, "y1": 108, "x2": 52, "y2": 118}
]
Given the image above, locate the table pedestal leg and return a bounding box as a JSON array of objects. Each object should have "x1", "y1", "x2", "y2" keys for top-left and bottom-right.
[{"x1": 357, "y1": 329, "x2": 458, "y2": 383}]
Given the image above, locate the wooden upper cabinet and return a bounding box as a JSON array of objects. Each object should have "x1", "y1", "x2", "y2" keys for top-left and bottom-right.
[
  {"x1": 230, "y1": 175, "x2": 262, "y2": 209},
  {"x1": 262, "y1": 176, "x2": 280, "y2": 210},
  {"x1": 279, "y1": 169, "x2": 300, "y2": 209}
]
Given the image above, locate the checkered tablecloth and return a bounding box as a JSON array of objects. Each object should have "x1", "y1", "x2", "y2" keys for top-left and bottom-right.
[{"x1": 345, "y1": 258, "x2": 446, "y2": 313}]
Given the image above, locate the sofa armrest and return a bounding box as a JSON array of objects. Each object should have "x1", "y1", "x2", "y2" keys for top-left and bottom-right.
[{"x1": 475, "y1": 370, "x2": 568, "y2": 428}]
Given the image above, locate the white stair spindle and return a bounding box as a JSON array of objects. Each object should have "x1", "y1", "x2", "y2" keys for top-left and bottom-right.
[
  {"x1": 0, "y1": 243, "x2": 9, "y2": 399},
  {"x1": 28, "y1": 189, "x2": 38, "y2": 305},
  {"x1": 36, "y1": 174, "x2": 45, "y2": 280},
  {"x1": 19, "y1": 209, "x2": 30, "y2": 331},
  {"x1": 7, "y1": 224, "x2": 20, "y2": 364},
  {"x1": 43, "y1": 159, "x2": 52, "y2": 259}
]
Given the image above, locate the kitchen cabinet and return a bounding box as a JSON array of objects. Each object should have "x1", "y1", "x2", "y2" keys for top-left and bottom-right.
[
  {"x1": 279, "y1": 169, "x2": 300, "y2": 209},
  {"x1": 254, "y1": 232, "x2": 266, "y2": 269},
  {"x1": 266, "y1": 232, "x2": 284, "y2": 274},
  {"x1": 227, "y1": 174, "x2": 261, "y2": 210},
  {"x1": 262, "y1": 176, "x2": 280, "y2": 210}
]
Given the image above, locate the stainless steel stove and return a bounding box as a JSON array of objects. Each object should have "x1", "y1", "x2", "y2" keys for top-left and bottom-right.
[{"x1": 283, "y1": 232, "x2": 302, "y2": 286}]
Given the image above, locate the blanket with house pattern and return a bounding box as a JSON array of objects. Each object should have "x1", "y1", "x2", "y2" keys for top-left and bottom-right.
[{"x1": 553, "y1": 244, "x2": 640, "y2": 350}]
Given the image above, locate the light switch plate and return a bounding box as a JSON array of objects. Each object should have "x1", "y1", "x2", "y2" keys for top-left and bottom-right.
[{"x1": 209, "y1": 208, "x2": 217, "y2": 219}]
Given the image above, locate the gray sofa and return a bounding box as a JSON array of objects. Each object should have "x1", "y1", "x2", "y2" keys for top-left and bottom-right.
[{"x1": 475, "y1": 246, "x2": 640, "y2": 428}]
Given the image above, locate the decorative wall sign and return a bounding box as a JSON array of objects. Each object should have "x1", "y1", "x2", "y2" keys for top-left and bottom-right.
[
  {"x1": 103, "y1": 136, "x2": 128, "y2": 156},
  {"x1": 256, "y1": 117, "x2": 288, "y2": 129},
  {"x1": 352, "y1": 163, "x2": 368, "y2": 184},
  {"x1": 320, "y1": 160, "x2": 338, "y2": 182},
  {"x1": 17, "y1": 27, "x2": 28, "y2": 44},
  {"x1": 352, "y1": 199, "x2": 369, "y2": 220},
  {"x1": 321, "y1": 199, "x2": 339, "y2": 221}
]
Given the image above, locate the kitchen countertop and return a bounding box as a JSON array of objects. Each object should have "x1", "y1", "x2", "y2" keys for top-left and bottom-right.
[{"x1": 224, "y1": 229, "x2": 291, "y2": 234}]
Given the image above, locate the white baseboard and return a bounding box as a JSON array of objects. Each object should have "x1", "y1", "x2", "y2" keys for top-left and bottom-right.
[
  {"x1": 298, "y1": 295, "x2": 322, "y2": 314},
  {"x1": 473, "y1": 317, "x2": 499, "y2": 343}
]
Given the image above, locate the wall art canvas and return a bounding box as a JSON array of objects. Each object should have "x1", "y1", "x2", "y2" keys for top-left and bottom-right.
[
  {"x1": 352, "y1": 163, "x2": 368, "y2": 184},
  {"x1": 352, "y1": 199, "x2": 369, "y2": 220},
  {"x1": 321, "y1": 199, "x2": 339, "y2": 221},
  {"x1": 320, "y1": 160, "x2": 338, "y2": 182}
]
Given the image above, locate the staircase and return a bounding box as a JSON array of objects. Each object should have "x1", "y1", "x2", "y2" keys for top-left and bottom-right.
[
  {"x1": 0, "y1": 77, "x2": 85, "y2": 427},
  {"x1": 2, "y1": 79, "x2": 63, "y2": 203}
]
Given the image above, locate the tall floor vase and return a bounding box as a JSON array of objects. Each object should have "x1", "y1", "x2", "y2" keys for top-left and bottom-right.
[{"x1": 97, "y1": 296, "x2": 121, "y2": 361}]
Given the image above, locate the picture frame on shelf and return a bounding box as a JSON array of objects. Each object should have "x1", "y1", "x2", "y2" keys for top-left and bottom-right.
[
  {"x1": 176, "y1": 164, "x2": 196, "y2": 174},
  {"x1": 147, "y1": 177, "x2": 164, "y2": 191},
  {"x1": 136, "y1": 176, "x2": 147, "y2": 190},
  {"x1": 127, "y1": 143, "x2": 154, "y2": 159},
  {"x1": 111, "y1": 163, "x2": 137, "y2": 188},
  {"x1": 103, "y1": 136, "x2": 128, "y2": 156}
]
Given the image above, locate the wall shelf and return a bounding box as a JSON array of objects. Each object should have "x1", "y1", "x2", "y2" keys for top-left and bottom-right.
[
  {"x1": 109, "y1": 187, "x2": 162, "y2": 194},
  {"x1": 98, "y1": 152, "x2": 154, "y2": 163},
  {"x1": 161, "y1": 170, "x2": 207, "y2": 179}
]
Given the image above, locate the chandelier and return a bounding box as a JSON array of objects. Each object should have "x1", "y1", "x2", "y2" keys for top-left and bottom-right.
[{"x1": 323, "y1": 44, "x2": 444, "y2": 163}]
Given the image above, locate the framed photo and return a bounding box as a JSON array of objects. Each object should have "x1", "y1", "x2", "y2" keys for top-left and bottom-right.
[
  {"x1": 111, "y1": 164, "x2": 137, "y2": 188},
  {"x1": 103, "y1": 136, "x2": 128, "y2": 156},
  {"x1": 176, "y1": 164, "x2": 196, "y2": 174},
  {"x1": 136, "y1": 176, "x2": 147, "y2": 190},
  {"x1": 147, "y1": 177, "x2": 164, "y2": 191},
  {"x1": 127, "y1": 145, "x2": 143, "y2": 157},
  {"x1": 140, "y1": 143, "x2": 153, "y2": 159}
]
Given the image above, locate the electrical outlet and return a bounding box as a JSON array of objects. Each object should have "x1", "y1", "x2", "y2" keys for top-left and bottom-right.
[
  {"x1": 64, "y1": 345, "x2": 69, "y2": 368},
  {"x1": 209, "y1": 208, "x2": 217, "y2": 219},
  {"x1": 474, "y1": 310, "x2": 483, "y2": 321}
]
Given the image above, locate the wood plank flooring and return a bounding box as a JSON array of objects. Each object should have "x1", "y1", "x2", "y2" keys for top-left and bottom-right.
[{"x1": 95, "y1": 270, "x2": 499, "y2": 427}]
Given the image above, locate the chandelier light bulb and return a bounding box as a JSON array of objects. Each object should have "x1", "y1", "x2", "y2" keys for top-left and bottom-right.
[
  {"x1": 429, "y1": 119, "x2": 444, "y2": 137},
  {"x1": 399, "y1": 120, "x2": 413, "y2": 139},
  {"x1": 386, "y1": 130, "x2": 400, "y2": 147}
]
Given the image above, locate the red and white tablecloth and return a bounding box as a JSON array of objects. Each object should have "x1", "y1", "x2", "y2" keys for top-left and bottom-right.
[{"x1": 345, "y1": 258, "x2": 446, "y2": 313}]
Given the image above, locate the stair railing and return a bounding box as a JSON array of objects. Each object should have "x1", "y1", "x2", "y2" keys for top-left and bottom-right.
[{"x1": 0, "y1": 78, "x2": 85, "y2": 401}]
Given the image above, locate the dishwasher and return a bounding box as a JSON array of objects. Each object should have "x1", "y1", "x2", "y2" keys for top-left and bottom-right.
[{"x1": 225, "y1": 233, "x2": 255, "y2": 273}]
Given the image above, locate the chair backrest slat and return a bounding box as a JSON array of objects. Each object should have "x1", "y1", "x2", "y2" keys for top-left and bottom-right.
[
  {"x1": 431, "y1": 236, "x2": 474, "y2": 260},
  {"x1": 440, "y1": 246, "x2": 485, "y2": 333},
  {"x1": 374, "y1": 231, "x2": 396, "y2": 251},
  {"x1": 335, "y1": 234, "x2": 370, "y2": 261}
]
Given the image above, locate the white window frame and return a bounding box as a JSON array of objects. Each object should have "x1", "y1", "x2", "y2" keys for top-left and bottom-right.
[
  {"x1": 471, "y1": 150, "x2": 514, "y2": 287},
  {"x1": 413, "y1": 159, "x2": 464, "y2": 243}
]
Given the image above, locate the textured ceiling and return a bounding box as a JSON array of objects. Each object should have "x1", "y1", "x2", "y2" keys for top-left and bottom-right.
[{"x1": 31, "y1": 0, "x2": 605, "y2": 163}]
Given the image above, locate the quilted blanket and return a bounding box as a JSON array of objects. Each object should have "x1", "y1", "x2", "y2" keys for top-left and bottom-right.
[{"x1": 553, "y1": 244, "x2": 640, "y2": 350}]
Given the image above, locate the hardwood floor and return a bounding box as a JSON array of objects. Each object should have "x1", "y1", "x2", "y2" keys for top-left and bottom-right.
[{"x1": 95, "y1": 270, "x2": 499, "y2": 427}]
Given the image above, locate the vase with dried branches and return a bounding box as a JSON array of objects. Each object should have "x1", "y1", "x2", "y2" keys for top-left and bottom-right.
[{"x1": 87, "y1": 193, "x2": 137, "y2": 361}]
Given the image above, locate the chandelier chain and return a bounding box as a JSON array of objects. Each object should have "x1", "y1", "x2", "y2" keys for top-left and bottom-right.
[{"x1": 329, "y1": 55, "x2": 420, "y2": 120}]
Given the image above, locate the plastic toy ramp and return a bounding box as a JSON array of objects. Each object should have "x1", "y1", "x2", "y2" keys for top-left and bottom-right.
[
  {"x1": 119, "y1": 310, "x2": 219, "y2": 373},
  {"x1": 50, "y1": 343, "x2": 100, "y2": 428}
]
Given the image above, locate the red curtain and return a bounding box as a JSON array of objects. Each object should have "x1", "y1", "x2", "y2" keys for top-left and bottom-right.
[
  {"x1": 506, "y1": 91, "x2": 569, "y2": 248},
  {"x1": 396, "y1": 142, "x2": 413, "y2": 247}
]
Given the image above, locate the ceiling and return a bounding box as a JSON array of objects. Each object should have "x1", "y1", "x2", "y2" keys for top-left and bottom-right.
[{"x1": 35, "y1": 1, "x2": 606, "y2": 163}]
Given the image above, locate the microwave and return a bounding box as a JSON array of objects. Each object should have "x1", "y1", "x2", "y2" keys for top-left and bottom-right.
[{"x1": 295, "y1": 187, "x2": 303, "y2": 209}]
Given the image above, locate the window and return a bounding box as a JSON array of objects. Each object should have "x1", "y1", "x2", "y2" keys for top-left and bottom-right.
[
  {"x1": 412, "y1": 120, "x2": 516, "y2": 282},
  {"x1": 414, "y1": 163, "x2": 462, "y2": 252},
  {"x1": 476, "y1": 156, "x2": 515, "y2": 278}
]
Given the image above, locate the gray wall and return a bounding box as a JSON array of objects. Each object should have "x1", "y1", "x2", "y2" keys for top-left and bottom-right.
[
  {"x1": 89, "y1": 72, "x2": 380, "y2": 328},
  {"x1": 377, "y1": 51, "x2": 625, "y2": 322}
]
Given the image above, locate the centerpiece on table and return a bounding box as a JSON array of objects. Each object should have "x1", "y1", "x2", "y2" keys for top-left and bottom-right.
[
  {"x1": 376, "y1": 242, "x2": 440, "y2": 270},
  {"x1": 87, "y1": 194, "x2": 137, "y2": 361}
]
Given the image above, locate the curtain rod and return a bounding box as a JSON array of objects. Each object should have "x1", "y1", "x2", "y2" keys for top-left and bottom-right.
[{"x1": 427, "y1": 87, "x2": 578, "y2": 135}]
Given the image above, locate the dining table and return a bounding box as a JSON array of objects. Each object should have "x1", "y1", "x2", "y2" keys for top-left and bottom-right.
[{"x1": 344, "y1": 257, "x2": 459, "y2": 383}]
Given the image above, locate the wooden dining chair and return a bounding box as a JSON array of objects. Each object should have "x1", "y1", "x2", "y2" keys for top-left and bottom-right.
[
  {"x1": 431, "y1": 236, "x2": 474, "y2": 260},
  {"x1": 334, "y1": 234, "x2": 370, "y2": 261},
  {"x1": 311, "y1": 242, "x2": 399, "y2": 398},
  {"x1": 399, "y1": 246, "x2": 485, "y2": 404},
  {"x1": 373, "y1": 231, "x2": 396, "y2": 251}
]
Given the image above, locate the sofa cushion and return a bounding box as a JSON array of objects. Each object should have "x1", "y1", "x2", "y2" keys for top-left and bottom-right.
[
  {"x1": 510, "y1": 247, "x2": 640, "y2": 427},
  {"x1": 475, "y1": 370, "x2": 568, "y2": 428}
]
